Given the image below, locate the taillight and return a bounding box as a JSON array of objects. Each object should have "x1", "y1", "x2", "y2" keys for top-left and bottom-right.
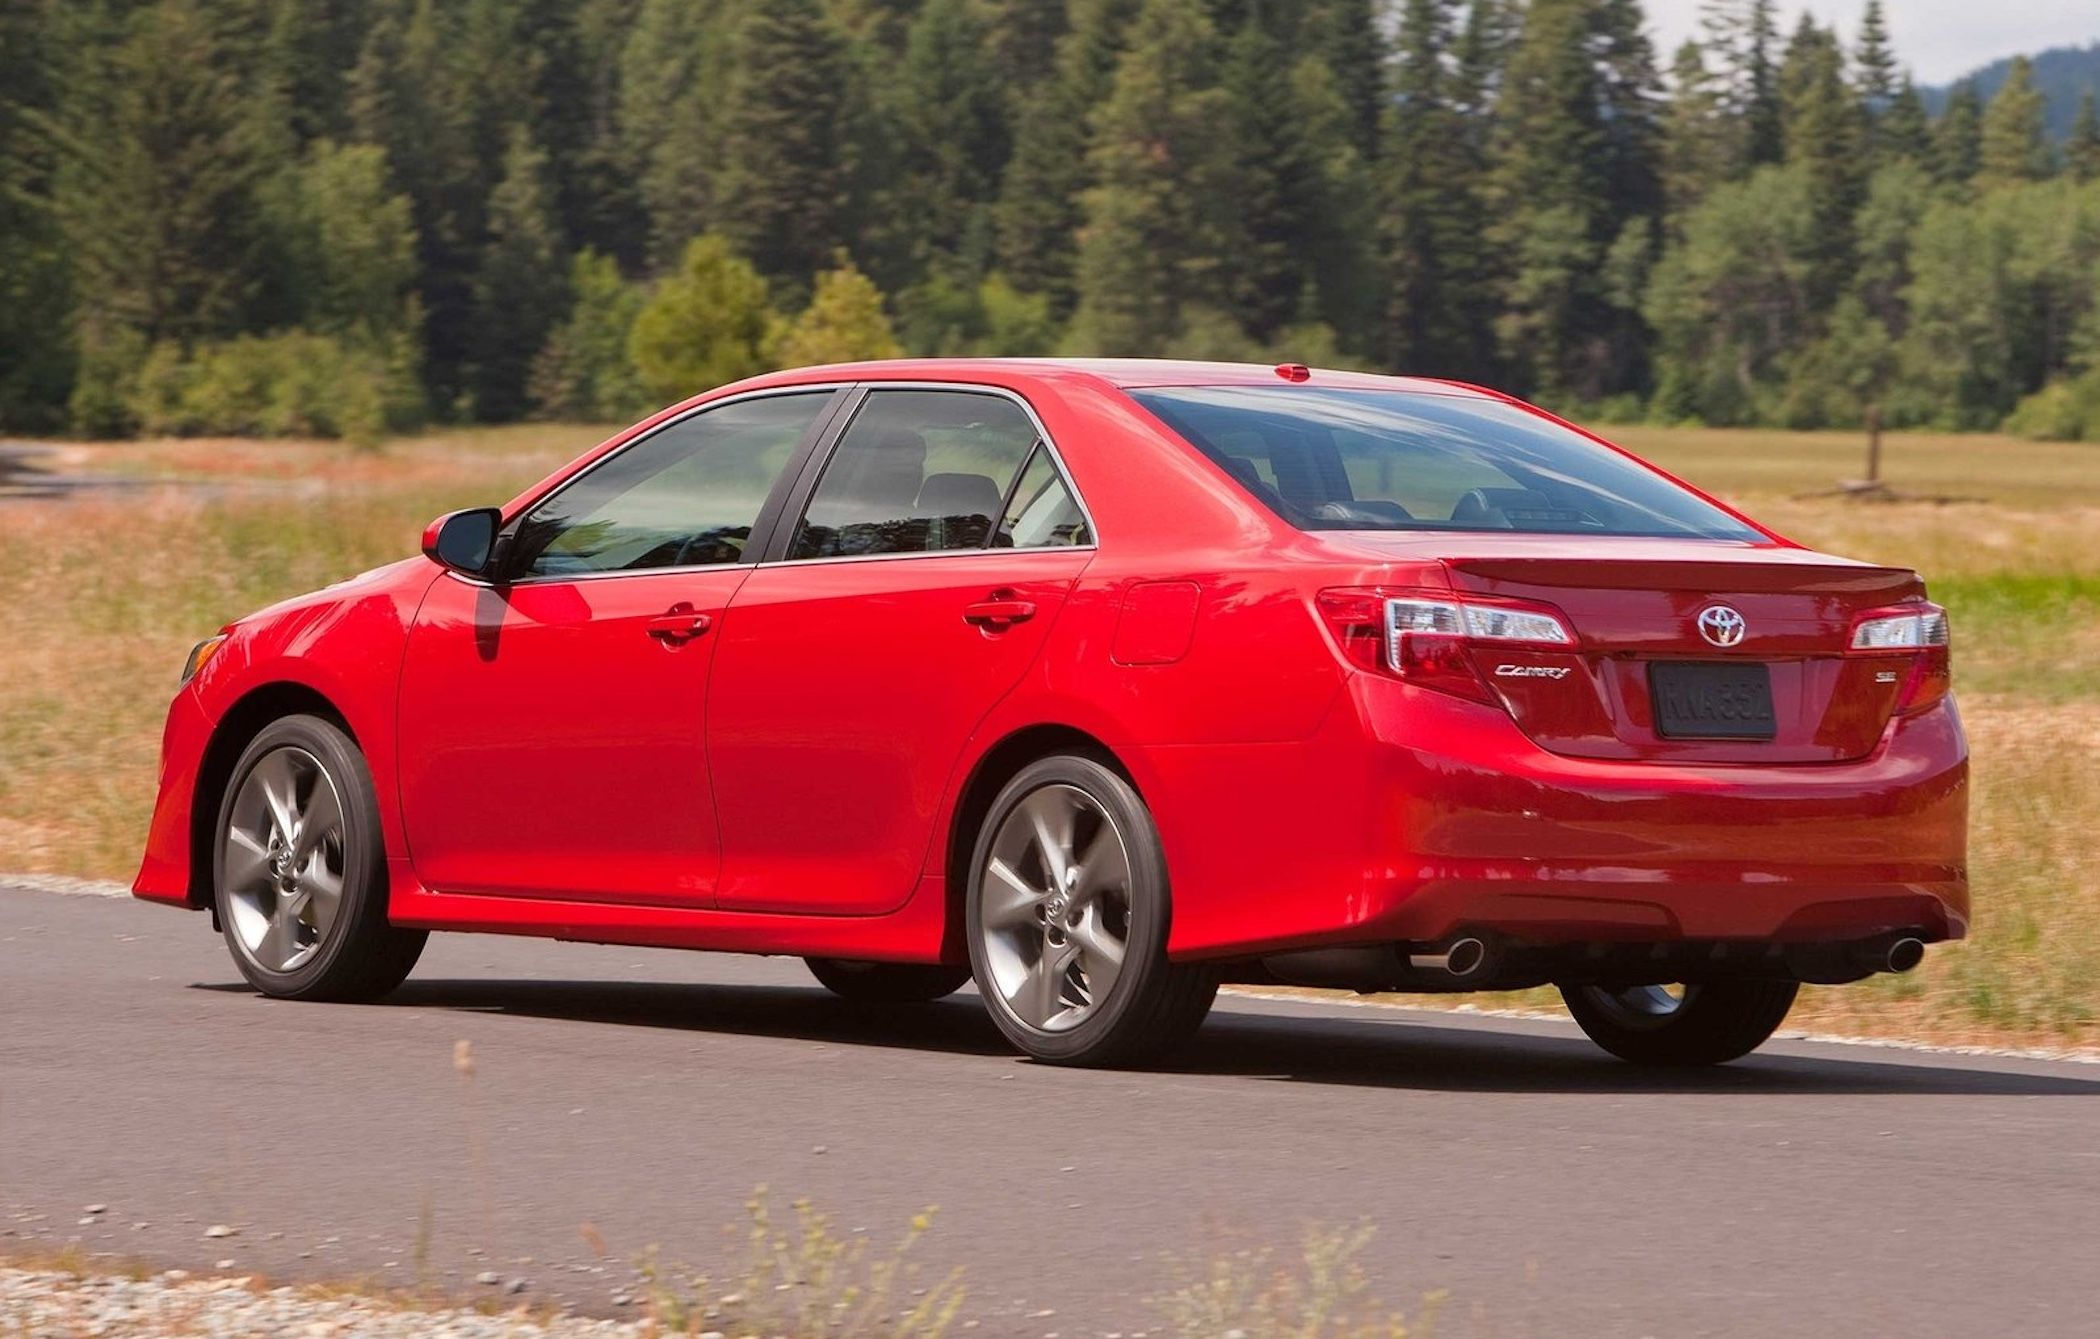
[
  {"x1": 1316, "y1": 588, "x2": 1573, "y2": 704},
  {"x1": 1849, "y1": 602, "x2": 1951, "y2": 713}
]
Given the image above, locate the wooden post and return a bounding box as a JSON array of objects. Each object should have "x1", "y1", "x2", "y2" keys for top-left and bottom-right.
[{"x1": 1864, "y1": 404, "x2": 1883, "y2": 485}]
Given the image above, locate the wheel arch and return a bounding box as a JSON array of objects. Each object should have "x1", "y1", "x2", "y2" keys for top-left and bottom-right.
[
  {"x1": 186, "y1": 682, "x2": 358, "y2": 909},
  {"x1": 940, "y1": 723, "x2": 1139, "y2": 960}
]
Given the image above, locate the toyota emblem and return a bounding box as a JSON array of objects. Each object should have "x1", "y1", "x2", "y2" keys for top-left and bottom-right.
[{"x1": 1696, "y1": 604, "x2": 1747, "y2": 648}]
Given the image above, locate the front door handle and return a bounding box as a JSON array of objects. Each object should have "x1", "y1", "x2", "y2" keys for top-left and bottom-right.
[
  {"x1": 646, "y1": 604, "x2": 712, "y2": 645},
  {"x1": 963, "y1": 597, "x2": 1037, "y2": 630}
]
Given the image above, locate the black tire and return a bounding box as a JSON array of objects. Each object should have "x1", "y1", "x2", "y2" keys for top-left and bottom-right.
[
  {"x1": 805, "y1": 957, "x2": 970, "y2": 1003},
  {"x1": 1560, "y1": 979, "x2": 1799, "y2": 1066},
  {"x1": 213, "y1": 714, "x2": 425, "y2": 1002},
  {"x1": 964, "y1": 755, "x2": 1218, "y2": 1067}
]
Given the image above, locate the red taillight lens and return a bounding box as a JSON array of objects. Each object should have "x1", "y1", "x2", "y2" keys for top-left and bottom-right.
[
  {"x1": 1848, "y1": 602, "x2": 1951, "y2": 714},
  {"x1": 1316, "y1": 588, "x2": 1573, "y2": 705}
]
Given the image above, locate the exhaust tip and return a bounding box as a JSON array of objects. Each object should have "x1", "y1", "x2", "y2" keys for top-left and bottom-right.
[
  {"x1": 1410, "y1": 936, "x2": 1490, "y2": 978},
  {"x1": 1886, "y1": 937, "x2": 1925, "y2": 974},
  {"x1": 1445, "y1": 936, "x2": 1487, "y2": 978}
]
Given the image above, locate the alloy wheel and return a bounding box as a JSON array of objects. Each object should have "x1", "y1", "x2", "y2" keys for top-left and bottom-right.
[
  {"x1": 1576, "y1": 983, "x2": 1696, "y2": 1032},
  {"x1": 221, "y1": 746, "x2": 347, "y2": 974},
  {"x1": 977, "y1": 784, "x2": 1132, "y2": 1033}
]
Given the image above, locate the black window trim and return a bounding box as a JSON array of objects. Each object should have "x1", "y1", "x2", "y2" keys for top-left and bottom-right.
[{"x1": 753, "y1": 381, "x2": 1099, "y2": 568}]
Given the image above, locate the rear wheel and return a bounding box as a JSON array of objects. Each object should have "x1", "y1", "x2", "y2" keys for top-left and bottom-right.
[
  {"x1": 214, "y1": 715, "x2": 425, "y2": 1002},
  {"x1": 1560, "y1": 980, "x2": 1799, "y2": 1066},
  {"x1": 965, "y1": 756, "x2": 1218, "y2": 1067},
  {"x1": 805, "y1": 957, "x2": 969, "y2": 1003}
]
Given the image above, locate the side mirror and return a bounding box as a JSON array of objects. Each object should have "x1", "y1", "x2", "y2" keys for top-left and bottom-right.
[{"x1": 421, "y1": 507, "x2": 502, "y2": 577}]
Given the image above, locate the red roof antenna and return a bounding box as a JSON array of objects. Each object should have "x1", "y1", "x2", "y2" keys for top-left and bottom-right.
[{"x1": 1274, "y1": 362, "x2": 1311, "y2": 383}]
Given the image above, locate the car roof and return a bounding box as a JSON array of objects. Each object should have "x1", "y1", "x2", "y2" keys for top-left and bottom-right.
[{"x1": 726, "y1": 357, "x2": 1501, "y2": 398}]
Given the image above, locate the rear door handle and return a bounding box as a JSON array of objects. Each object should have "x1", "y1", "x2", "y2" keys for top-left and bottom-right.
[
  {"x1": 963, "y1": 598, "x2": 1037, "y2": 629},
  {"x1": 646, "y1": 604, "x2": 712, "y2": 645}
]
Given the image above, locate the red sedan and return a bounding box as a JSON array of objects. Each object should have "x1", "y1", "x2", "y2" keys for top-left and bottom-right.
[{"x1": 135, "y1": 360, "x2": 1967, "y2": 1067}]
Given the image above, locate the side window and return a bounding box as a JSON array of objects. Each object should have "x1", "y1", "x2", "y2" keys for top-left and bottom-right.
[
  {"x1": 508, "y1": 393, "x2": 827, "y2": 577},
  {"x1": 996, "y1": 446, "x2": 1091, "y2": 548},
  {"x1": 789, "y1": 390, "x2": 1039, "y2": 560}
]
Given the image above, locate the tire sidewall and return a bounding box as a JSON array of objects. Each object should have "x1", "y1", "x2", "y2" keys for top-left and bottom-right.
[
  {"x1": 214, "y1": 715, "x2": 385, "y2": 998},
  {"x1": 965, "y1": 755, "x2": 1171, "y2": 1062}
]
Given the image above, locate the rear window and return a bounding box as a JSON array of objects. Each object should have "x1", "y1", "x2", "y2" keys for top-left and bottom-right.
[{"x1": 1129, "y1": 387, "x2": 1762, "y2": 541}]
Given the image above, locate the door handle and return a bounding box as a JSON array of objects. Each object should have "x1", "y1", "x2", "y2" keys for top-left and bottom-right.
[
  {"x1": 963, "y1": 597, "x2": 1037, "y2": 629},
  {"x1": 646, "y1": 604, "x2": 712, "y2": 645}
]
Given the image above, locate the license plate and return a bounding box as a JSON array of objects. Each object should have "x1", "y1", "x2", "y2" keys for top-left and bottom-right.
[{"x1": 1649, "y1": 662, "x2": 1776, "y2": 740}]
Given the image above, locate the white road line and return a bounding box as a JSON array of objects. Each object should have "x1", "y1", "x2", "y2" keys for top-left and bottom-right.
[
  {"x1": 1, "y1": 872, "x2": 131, "y2": 898},
  {"x1": 1224, "y1": 987, "x2": 2100, "y2": 1066}
]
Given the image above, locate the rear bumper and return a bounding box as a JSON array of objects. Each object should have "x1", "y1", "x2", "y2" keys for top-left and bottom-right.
[{"x1": 1153, "y1": 676, "x2": 1968, "y2": 960}]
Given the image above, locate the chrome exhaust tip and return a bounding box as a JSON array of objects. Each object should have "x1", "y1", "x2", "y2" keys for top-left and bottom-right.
[
  {"x1": 1885, "y1": 937, "x2": 1925, "y2": 974},
  {"x1": 1408, "y1": 936, "x2": 1488, "y2": 979}
]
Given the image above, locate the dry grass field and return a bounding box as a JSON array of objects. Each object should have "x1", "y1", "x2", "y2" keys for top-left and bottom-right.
[{"x1": 1, "y1": 420, "x2": 2095, "y2": 1048}]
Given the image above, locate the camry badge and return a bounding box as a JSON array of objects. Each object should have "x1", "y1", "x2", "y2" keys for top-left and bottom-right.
[
  {"x1": 1696, "y1": 604, "x2": 1747, "y2": 648},
  {"x1": 1494, "y1": 664, "x2": 1572, "y2": 680}
]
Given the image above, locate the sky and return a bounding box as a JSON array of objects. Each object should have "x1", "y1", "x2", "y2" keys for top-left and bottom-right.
[{"x1": 1643, "y1": 0, "x2": 2100, "y2": 86}]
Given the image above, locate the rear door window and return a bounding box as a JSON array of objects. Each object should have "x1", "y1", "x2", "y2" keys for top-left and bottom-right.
[{"x1": 788, "y1": 390, "x2": 1042, "y2": 560}]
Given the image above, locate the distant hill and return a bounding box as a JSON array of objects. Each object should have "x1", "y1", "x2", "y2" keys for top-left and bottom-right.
[{"x1": 1923, "y1": 43, "x2": 2100, "y2": 140}]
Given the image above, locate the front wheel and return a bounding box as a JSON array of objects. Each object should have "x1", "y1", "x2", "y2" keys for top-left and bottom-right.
[
  {"x1": 805, "y1": 957, "x2": 970, "y2": 1003},
  {"x1": 1560, "y1": 980, "x2": 1799, "y2": 1066},
  {"x1": 214, "y1": 715, "x2": 425, "y2": 1002},
  {"x1": 965, "y1": 756, "x2": 1218, "y2": 1067}
]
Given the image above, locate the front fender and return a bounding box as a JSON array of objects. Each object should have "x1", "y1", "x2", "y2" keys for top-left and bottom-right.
[{"x1": 132, "y1": 561, "x2": 438, "y2": 908}]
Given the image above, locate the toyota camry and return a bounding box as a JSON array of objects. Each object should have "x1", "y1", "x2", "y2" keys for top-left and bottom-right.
[{"x1": 135, "y1": 360, "x2": 1968, "y2": 1067}]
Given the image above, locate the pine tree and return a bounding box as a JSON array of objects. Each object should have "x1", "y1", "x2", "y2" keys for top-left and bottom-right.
[
  {"x1": 1305, "y1": 0, "x2": 1386, "y2": 158},
  {"x1": 1220, "y1": 16, "x2": 1320, "y2": 341},
  {"x1": 715, "y1": 0, "x2": 851, "y2": 300},
  {"x1": 1931, "y1": 82, "x2": 1982, "y2": 186},
  {"x1": 0, "y1": 0, "x2": 73, "y2": 430},
  {"x1": 1490, "y1": 0, "x2": 1608, "y2": 398},
  {"x1": 1067, "y1": 0, "x2": 1232, "y2": 354},
  {"x1": 890, "y1": 0, "x2": 1010, "y2": 268},
  {"x1": 1702, "y1": 0, "x2": 1782, "y2": 170},
  {"x1": 470, "y1": 126, "x2": 569, "y2": 421},
  {"x1": 1380, "y1": 0, "x2": 1497, "y2": 376},
  {"x1": 1879, "y1": 75, "x2": 1931, "y2": 165},
  {"x1": 774, "y1": 258, "x2": 905, "y2": 365},
  {"x1": 995, "y1": 0, "x2": 1139, "y2": 313},
  {"x1": 1853, "y1": 1, "x2": 1896, "y2": 107},
  {"x1": 45, "y1": 0, "x2": 269, "y2": 345},
  {"x1": 2069, "y1": 92, "x2": 2100, "y2": 184},
  {"x1": 1977, "y1": 57, "x2": 2054, "y2": 186},
  {"x1": 1780, "y1": 20, "x2": 1864, "y2": 315},
  {"x1": 1662, "y1": 41, "x2": 1733, "y2": 223},
  {"x1": 1490, "y1": 0, "x2": 1660, "y2": 400}
]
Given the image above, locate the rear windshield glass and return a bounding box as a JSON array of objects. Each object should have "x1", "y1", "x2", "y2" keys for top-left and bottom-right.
[{"x1": 1129, "y1": 386, "x2": 1763, "y2": 540}]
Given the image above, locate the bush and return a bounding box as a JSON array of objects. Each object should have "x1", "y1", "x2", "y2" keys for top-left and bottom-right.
[
  {"x1": 629, "y1": 234, "x2": 775, "y2": 402},
  {"x1": 2006, "y1": 368, "x2": 2100, "y2": 441},
  {"x1": 529, "y1": 250, "x2": 647, "y2": 422},
  {"x1": 125, "y1": 331, "x2": 425, "y2": 446}
]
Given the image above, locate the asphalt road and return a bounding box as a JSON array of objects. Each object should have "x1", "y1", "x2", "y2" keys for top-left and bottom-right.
[{"x1": 5, "y1": 884, "x2": 2098, "y2": 1338}]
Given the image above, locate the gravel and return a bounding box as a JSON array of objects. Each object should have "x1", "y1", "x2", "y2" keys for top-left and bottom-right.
[{"x1": 0, "y1": 1266, "x2": 651, "y2": 1338}]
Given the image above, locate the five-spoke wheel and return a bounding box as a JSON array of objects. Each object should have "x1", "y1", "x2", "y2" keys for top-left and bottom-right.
[
  {"x1": 967, "y1": 755, "x2": 1216, "y2": 1065},
  {"x1": 215, "y1": 715, "x2": 425, "y2": 1001},
  {"x1": 222, "y1": 745, "x2": 346, "y2": 975}
]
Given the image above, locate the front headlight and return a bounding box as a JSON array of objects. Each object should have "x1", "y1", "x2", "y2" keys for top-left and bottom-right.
[{"x1": 181, "y1": 634, "x2": 228, "y2": 684}]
